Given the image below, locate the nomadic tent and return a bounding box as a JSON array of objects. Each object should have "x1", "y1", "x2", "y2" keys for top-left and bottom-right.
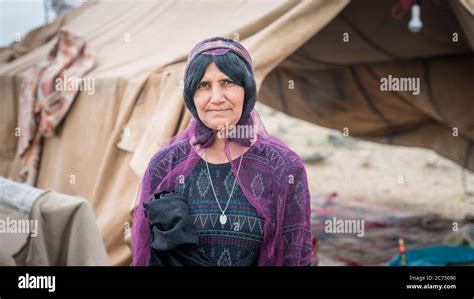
[{"x1": 1, "y1": 0, "x2": 473, "y2": 265}]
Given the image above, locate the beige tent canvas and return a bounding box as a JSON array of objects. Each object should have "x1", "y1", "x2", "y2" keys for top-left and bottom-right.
[{"x1": 0, "y1": 0, "x2": 473, "y2": 265}]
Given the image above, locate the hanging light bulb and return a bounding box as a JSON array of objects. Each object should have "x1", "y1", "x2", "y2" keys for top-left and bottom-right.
[{"x1": 408, "y1": 1, "x2": 423, "y2": 33}]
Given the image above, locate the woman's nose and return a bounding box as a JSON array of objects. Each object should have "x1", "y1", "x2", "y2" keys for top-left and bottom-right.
[{"x1": 210, "y1": 86, "x2": 225, "y2": 104}]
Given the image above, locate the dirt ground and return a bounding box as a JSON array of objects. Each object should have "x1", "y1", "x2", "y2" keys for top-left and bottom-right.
[{"x1": 255, "y1": 103, "x2": 474, "y2": 221}]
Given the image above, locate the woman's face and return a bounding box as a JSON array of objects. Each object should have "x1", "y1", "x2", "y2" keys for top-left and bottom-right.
[{"x1": 193, "y1": 62, "x2": 244, "y2": 130}]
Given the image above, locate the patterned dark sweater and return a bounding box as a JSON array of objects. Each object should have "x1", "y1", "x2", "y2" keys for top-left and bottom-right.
[{"x1": 173, "y1": 156, "x2": 264, "y2": 266}]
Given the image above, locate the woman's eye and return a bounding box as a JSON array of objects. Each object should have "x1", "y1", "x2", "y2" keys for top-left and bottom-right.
[
  {"x1": 197, "y1": 82, "x2": 209, "y2": 89},
  {"x1": 223, "y1": 79, "x2": 234, "y2": 86}
]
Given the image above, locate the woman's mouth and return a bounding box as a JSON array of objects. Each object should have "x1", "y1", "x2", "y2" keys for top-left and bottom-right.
[{"x1": 207, "y1": 108, "x2": 231, "y2": 113}]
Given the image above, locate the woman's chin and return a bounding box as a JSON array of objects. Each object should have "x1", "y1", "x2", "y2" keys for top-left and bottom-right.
[{"x1": 204, "y1": 119, "x2": 235, "y2": 130}]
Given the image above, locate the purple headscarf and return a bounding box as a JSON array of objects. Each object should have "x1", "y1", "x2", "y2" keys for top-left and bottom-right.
[
  {"x1": 131, "y1": 37, "x2": 314, "y2": 266},
  {"x1": 184, "y1": 36, "x2": 254, "y2": 81}
]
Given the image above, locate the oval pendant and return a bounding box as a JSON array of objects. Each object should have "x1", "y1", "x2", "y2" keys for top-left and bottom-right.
[{"x1": 219, "y1": 214, "x2": 227, "y2": 225}]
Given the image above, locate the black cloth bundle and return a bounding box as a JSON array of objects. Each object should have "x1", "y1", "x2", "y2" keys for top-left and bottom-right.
[{"x1": 143, "y1": 191, "x2": 212, "y2": 266}]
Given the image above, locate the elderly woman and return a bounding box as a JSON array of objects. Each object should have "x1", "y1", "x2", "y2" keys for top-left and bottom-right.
[{"x1": 132, "y1": 37, "x2": 314, "y2": 266}]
